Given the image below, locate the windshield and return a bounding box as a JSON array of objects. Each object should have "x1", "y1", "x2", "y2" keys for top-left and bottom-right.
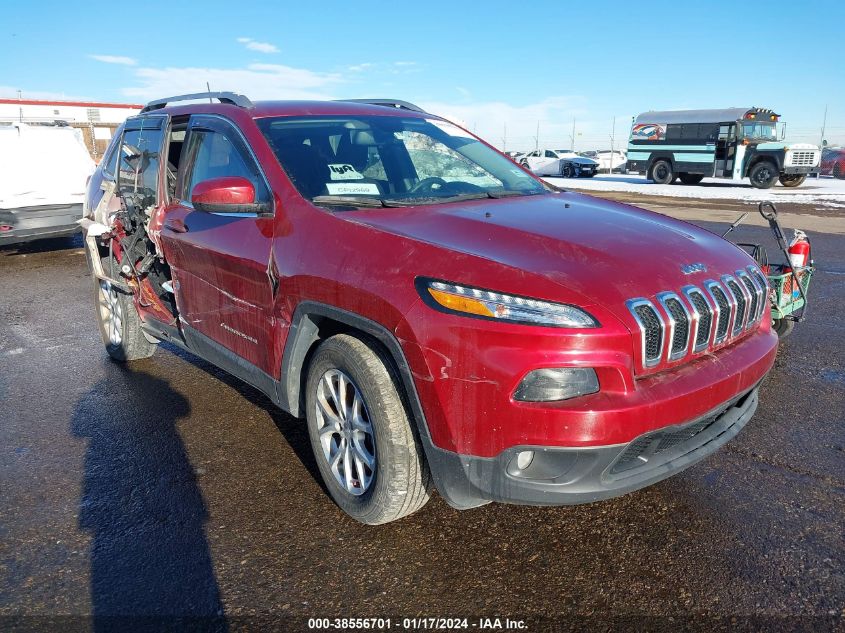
[
  {"x1": 740, "y1": 122, "x2": 777, "y2": 141},
  {"x1": 256, "y1": 115, "x2": 547, "y2": 207}
]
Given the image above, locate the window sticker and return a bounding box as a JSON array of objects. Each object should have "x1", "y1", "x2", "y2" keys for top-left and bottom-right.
[
  {"x1": 510, "y1": 168, "x2": 530, "y2": 178},
  {"x1": 328, "y1": 163, "x2": 365, "y2": 180},
  {"x1": 326, "y1": 182, "x2": 381, "y2": 195}
]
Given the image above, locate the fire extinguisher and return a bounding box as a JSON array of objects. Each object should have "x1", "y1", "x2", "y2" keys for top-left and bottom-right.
[
  {"x1": 788, "y1": 229, "x2": 811, "y2": 268},
  {"x1": 786, "y1": 229, "x2": 811, "y2": 300}
]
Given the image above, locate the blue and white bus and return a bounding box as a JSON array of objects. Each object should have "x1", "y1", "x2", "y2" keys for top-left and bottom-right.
[{"x1": 626, "y1": 107, "x2": 820, "y2": 189}]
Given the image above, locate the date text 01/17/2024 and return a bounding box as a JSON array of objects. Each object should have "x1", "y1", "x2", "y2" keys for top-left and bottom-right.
[{"x1": 307, "y1": 617, "x2": 528, "y2": 630}]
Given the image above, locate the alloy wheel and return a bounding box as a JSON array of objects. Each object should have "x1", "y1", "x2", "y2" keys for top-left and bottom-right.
[
  {"x1": 98, "y1": 280, "x2": 123, "y2": 346},
  {"x1": 315, "y1": 369, "x2": 376, "y2": 495}
]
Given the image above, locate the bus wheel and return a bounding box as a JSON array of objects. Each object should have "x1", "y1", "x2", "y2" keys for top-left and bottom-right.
[
  {"x1": 749, "y1": 161, "x2": 778, "y2": 189},
  {"x1": 649, "y1": 160, "x2": 674, "y2": 184},
  {"x1": 679, "y1": 173, "x2": 704, "y2": 185},
  {"x1": 779, "y1": 174, "x2": 806, "y2": 188}
]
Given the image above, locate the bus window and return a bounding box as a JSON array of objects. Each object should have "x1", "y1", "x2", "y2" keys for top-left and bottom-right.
[
  {"x1": 740, "y1": 122, "x2": 777, "y2": 141},
  {"x1": 667, "y1": 124, "x2": 682, "y2": 140}
]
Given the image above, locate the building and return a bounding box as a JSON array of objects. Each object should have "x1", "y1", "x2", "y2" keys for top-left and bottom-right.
[{"x1": 0, "y1": 98, "x2": 143, "y2": 160}]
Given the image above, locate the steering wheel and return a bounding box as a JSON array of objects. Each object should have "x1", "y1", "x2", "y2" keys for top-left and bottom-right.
[{"x1": 409, "y1": 177, "x2": 448, "y2": 194}]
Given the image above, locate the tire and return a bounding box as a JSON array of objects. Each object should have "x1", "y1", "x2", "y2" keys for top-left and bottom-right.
[
  {"x1": 305, "y1": 334, "x2": 431, "y2": 525},
  {"x1": 93, "y1": 258, "x2": 157, "y2": 362},
  {"x1": 520, "y1": 159, "x2": 530, "y2": 170},
  {"x1": 649, "y1": 159, "x2": 674, "y2": 184},
  {"x1": 833, "y1": 163, "x2": 843, "y2": 179},
  {"x1": 562, "y1": 162, "x2": 575, "y2": 178},
  {"x1": 749, "y1": 161, "x2": 779, "y2": 189},
  {"x1": 679, "y1": 173, "x2": 705, "y2": 185},
  {"x1": 779, "y1": 174, "x2": 806, "y2": 188},
  {"x1": 772, "y1": 318, "x2": 794, "y2": 339}
]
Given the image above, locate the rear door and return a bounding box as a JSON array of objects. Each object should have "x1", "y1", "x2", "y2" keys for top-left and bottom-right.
[{"x1": 158, "y1": 115, "x2": 277, "y2": 373}]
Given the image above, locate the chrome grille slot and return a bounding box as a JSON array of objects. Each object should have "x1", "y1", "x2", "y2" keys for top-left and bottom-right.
[
  {"x1": 724, "y1": 276, "x2": 747, "y2": 336},
  {"x1": 706, "y1": 281, "x2": 731, "y2": 343},
  {"x1": 657, "y1": 292, "x2": 691, "y2": 361},
  {"x1": 627, "y1": 299, "x2": 664, "y2": 367},
  {"x1": 789, "y1": 151, "x2": 816, "y2": 166},
  {"x1": 749, "y1": 267, "x2": 769, "y2": 320},
  {"x1": 684, "y1": 287, "x2": 712, "y2": 352},
  {"x1": 739, "y1": 272, "x2": 760, "y2": 325}
]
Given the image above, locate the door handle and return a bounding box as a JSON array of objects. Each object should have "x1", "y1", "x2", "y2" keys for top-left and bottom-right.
[{"x1": 164, "y1": 219, "x2": 188, "y2": 233}]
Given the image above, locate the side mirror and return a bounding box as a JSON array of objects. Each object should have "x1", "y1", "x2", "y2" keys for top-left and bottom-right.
[{"x1": 191, "y1": 177, "x2": 270, "y2": 215}]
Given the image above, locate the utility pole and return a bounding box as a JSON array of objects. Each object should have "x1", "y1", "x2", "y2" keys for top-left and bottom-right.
[
  {"x1": 820, "y1": 104, "x2": 828, "y2": 148},
  {"x1": 569, "y1": 118, "x2": 576, "y2": 151},
  {"x1": 534, "y1": 120, "x2": 540, "y2": 151},
  {"x1": 608, "y1": 116, "x2": 616, "y2": 173},
  {"x1": 502, "y1": 122, "x2": 507, "y2": 152}
]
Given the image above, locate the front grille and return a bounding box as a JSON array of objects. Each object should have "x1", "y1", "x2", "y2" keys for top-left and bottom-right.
[
  {"x1": 633, "y1": 303, "x2": 663, "y2": 363},
  {"x1": 789, "y1": 151, "x2": 816, "y2": 166},
  {"x1": 687, "y1": 290, "x2": 712, "y2": 349},
  {"x1": 710, "y1": 285, "x2": 731, "y2": 341},
  {"x1": 627, "y1": 275, "x2": 763, "y2": 370},
  {"x1": 726, "y1": 279, "x2": 747, "y2": 334}
]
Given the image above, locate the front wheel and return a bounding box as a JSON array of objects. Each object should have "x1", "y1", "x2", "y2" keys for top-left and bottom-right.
[
  {"x1": 679, "y1": 173, "x2": 705, "y2": 185},
  {"x1": 649, "y1": 159, "x2": 674, "y2": 184},
  {"x1": 93, "y1": 258, "x2": 157, "y2": 362},
  {"x1": 749, "y1": 161, "x2": 779, "y2": 189},
  {"x1": 305, "y1": 334, "x2": 431, "y2": 525},
  {"x1": 772, "y1": 318, "x2": 794, "y2": 339},
  {"x1": 779, "y1": 174, "x2": 806, "y2": 188},
  {"x1": 562, "y1": 162, "x2": 575, "y2": 178}
]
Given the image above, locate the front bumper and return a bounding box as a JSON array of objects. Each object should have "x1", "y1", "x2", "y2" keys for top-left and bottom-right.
[
  {"x1": 782, "y1": 165, "x2": 816, "y2": 175},
  {"x1": 427, "y1": 386, "x2": 759, "y2": 508},
  {"x1": 0, "y1": 203, "x2": 82, "y2": 245}
]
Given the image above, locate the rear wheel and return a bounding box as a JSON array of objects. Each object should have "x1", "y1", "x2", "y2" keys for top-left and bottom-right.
[
  {"x1": 749, "y1": 161, "x2": 779, "y2": 189},
  {"x1": 779, "y1": 174, "x2": 806, "y2": 188},
  {"x1": 649, "y1": 159, "x2": 674, "y2": 184},
  {"x1": 772, "y1": 318, "x2": 794, "y2": 339},
  {"x1": 305, "y1": 334, "x2": 431, "y2": 525},
  {"x1": 679, "y1": 173, "x2": 705, "y2": 185},
  {"x1": 94, "y1": 258, "x2": 157, "y2": 362}
]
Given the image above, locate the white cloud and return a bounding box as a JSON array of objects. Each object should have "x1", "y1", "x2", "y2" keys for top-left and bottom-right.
[
  {"x1": 236, "y1": 37, "x2": 279, "y2": 54},
  {"x1": 120, "y1": 62, "x2": 343, "y2": 101},
  {"x1": 89, "y1": 54, "x2": 137, "y2": 66},
  {"x1": 345, "y1": 61, "x2": 420, "y2": 75},
  {"x1": 0, "y1": 85, "x2": 93, "y2": 101},
  {"x1": 348, "y1": 63, "x2": 374, "y2": 73},
  {"x1": 419, "y1": 96, "x2": 594, "y2": 150}
]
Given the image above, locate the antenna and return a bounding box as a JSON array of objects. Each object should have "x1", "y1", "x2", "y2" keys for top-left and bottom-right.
[{"x1": 206, "y1": 82, "x2": 212, "y2": 103}]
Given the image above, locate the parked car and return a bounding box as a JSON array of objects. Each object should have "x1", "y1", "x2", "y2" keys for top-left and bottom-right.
[
  {"x1": 0, "y1": 122, "x2": 95, "y2": 245},
  {"x1": 594, "y1": 150, "x2": 627, "y2": 173},
  {"x1": 821, "y1": 147, "x2": 845, "y2": 179},
  {"x1": 504, "y1": 150, "x2": 525, "y2": 162},
  {"x1": 81, "y1": 92, "x2": 777, "y2": 524},
  {"x1": 520, "y1": 149, "x2": 599, "y2": 177}
]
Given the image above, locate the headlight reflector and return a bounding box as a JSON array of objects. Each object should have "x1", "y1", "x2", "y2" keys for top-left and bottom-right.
[
  {"x1": 513, "y1": 367, "x2": 600, "y2": 402},
  {"x1": 421, "y1": 280, "x2": 598, "y2": 328}
]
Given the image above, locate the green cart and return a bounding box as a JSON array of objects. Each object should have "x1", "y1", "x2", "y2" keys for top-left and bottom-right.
[{"x1": 723, "y1": 202, "x2": 813, "y2": 339}]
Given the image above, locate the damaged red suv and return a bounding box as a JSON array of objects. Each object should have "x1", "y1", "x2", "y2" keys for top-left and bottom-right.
[{"x1": 82, "y1": 93, "x2": 778, "y2": 524}]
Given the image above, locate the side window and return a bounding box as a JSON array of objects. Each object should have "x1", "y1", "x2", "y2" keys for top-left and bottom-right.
[
  {"x1": 101, "y1": 125, "x2": 124, "y2": 177},
  {"x1": 666, "y1": 124, "x2": 682, "y2": 140},
  {"x1": 545, "y1": 150, "x2": 557, "y2": 158},
  {"x1": 529, "y1": 150, "x2": 540, "y2": 157},
  {"x1": 183, "y1": 125, "x2": 269, "y2": 204},
  {"x1": 118, "y1": 118, "x2": 165, "y2": 203}
]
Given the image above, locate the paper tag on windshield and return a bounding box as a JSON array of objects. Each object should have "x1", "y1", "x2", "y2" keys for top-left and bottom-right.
[
  {"x1": 328, "y1": 164, "x2": 364, "y2": 180},
  {"x1": 326, "y1": 182, "x2": 380, "y2": 195}
]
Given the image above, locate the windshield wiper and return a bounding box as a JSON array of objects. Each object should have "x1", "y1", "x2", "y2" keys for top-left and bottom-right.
[{"x1": 311, "y1": 195, "x2": 392, "y2": 208}]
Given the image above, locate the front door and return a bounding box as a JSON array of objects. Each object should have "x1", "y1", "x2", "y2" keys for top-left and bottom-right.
[{"x1": 158, "y1": 115, "x2": 277, "y2": 374}]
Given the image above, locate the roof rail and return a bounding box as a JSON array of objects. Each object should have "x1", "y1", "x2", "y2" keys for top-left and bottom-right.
[
  {"x1": 339, "y1": 99, "x2": 427, "y2": 114},
  {"x1": 140, "y1": 92, "x2": 253, "y2": 113}
]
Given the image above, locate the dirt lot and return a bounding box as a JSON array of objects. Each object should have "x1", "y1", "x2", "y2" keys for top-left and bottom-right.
[{"x1": 1, "y1": 193, "x2": 843, "y2": 631}]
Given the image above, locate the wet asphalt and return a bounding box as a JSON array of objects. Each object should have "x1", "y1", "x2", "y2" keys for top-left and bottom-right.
[{"x1": 0, "y1": 206, "x2": 843, "y2": 632}]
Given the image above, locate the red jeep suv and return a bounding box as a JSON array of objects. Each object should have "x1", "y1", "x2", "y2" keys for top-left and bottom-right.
[{"x1": 81, "y1": 92, "x2": 778, "y2": 524}]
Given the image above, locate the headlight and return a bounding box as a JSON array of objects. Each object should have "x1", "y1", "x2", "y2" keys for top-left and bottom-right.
[{"x1": 417, "y1": 279, "x2": 599, "y2": 328}]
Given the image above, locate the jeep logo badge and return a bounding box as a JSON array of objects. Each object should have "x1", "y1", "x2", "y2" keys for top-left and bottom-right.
[{"x1": 681, "y1": 263, "x2": 707, "y2": 274}]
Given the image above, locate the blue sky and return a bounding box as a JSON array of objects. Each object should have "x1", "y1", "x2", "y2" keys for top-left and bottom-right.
[{"x1": 3, "y1": 0, "x2": 843, "y2": 149}]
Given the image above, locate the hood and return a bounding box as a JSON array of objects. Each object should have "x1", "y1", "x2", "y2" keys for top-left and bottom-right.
[
  {"x1": 345, "y1": 192, "x2": 755, "y2": 319},
  {"x1": 570, "y1": 157, "x2": 599, "y2": 166}
]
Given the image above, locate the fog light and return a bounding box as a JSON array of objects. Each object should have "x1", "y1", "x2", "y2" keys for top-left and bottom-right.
[
  {"x1": 516, "y1": 450, "x2": 534, "y2": 470},
  {"x1": 513, "y1": 367, "x2": 599, "y2": 402}
]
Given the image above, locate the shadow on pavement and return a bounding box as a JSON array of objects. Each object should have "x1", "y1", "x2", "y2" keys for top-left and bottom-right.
[
  {"x1": 71, "y1": 363, "x2": 228, "y2": 631},
  {"x1": 0, "y1": 233, "x2": 83, "y2": 256}
]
